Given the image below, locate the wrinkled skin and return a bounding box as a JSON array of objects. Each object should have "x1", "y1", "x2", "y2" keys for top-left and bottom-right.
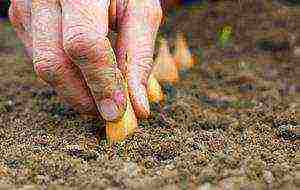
[{"x1": 9, "y1": 0, "x2": 163, "y2": 121}]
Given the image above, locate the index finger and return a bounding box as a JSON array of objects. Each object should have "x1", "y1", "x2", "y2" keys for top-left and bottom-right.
[{"x1": 31, "y1": 0, "x2": 98, "y2": 116}]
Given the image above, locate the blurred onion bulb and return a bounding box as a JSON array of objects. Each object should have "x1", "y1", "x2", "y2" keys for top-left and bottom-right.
[
  {"x1": 152, "y1": 37, "x2": 179, "y2": 83},
  {"x1": 174, "y1": 32, "x2": 196, "y2": 70}
]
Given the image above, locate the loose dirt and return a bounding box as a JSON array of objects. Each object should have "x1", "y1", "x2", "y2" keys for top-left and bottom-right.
[{"x1": 0, "y1": 0, "x2": 299, "y2": 189}]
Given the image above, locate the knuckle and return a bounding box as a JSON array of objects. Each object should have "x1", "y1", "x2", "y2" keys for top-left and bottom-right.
[
  {"x1": 33, "y1": 55, "x2": 61, "y2": 83},
  {"x1": 63, "y1": 29, "x2": 107, "y2": 62},
  {"x1": 145, "y1": 0, "x2": 163, "y2": 22},
  {"x1": 135, "y1": 46, "x2": 154, "y2": 65},
  {"x1": 63, "y1": 32, "x2": 94, "y2": 51}
]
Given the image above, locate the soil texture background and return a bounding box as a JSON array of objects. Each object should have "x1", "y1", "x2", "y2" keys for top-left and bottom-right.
[{"x1": 0, "y1": 0, "x2": 299, "y2": 189}]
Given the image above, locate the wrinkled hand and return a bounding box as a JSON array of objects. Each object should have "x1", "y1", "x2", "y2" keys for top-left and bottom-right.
[{"x1": 9, "y1": 0, "x2": 162, "y2": 121}]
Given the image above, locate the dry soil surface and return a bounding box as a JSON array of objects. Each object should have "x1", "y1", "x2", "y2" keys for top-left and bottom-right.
[{"x1": 0, "y1": 0, "x2": 299, "y2": 189}]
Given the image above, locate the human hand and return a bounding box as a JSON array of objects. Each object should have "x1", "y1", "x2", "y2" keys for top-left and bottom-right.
[{"x1": 9, "y1": 0, "x2": 162, "y2": 121}]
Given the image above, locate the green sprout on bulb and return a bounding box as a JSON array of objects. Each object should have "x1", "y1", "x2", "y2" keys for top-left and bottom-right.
[{"x1": 218, "y1": 25, "x2": 233, "y2": 48}]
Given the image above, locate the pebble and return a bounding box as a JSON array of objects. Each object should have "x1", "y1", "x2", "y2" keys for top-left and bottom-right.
[
  {"x1": 123, "y1": 162, "x2": 140, "y2": 178},
  {"x1": 294, "y1": 47, "x2": 300, "y2": 57},
  {"x1": 239, "y1": 83, "x2": 256, "y2": 93},
  {"x1": 0, "y1": 166, "x2": 8, "y2": 177},
  {"x1": 35, "y1": 174, "x2": 50, "y2": 184},
  {"x1": 263, "y1": 170, "x2": 274, "y2": 184},
  {"x1": 217, "y1": 177, "x2": 237, "y2": 190},
  {"x1": 198, "y1": 183, "x2": 216, "y2": 190},
  {"x1": 155, "y1": 170, "x2": 162, "y2": 176},
  {"x1": 165, "y1": 163, "x2": 176, "y2": 171},
  {"x1": 7, "y1": 100, "x2": 13, "y2": 107},
  {"x1": 277, "y1": 124, "x2": 298, "y2": 140}
]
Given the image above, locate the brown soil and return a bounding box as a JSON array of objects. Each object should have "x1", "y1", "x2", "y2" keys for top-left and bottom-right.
[{"x1": 0, "y1": 1, "x2": 299, "y2": 189}]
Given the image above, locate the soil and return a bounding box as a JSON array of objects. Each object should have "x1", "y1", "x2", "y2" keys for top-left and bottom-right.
[{"x1": 0, "y1": 0, "x2": 299, "y2": 189}]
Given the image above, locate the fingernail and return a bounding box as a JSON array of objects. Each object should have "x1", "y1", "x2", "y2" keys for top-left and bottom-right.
[
  {"x1": 99, "y1": 98, "x2": 120, "y2": 121},
  {"x1": 99, "y1": 89, "x2": 127, "y2": 121},
  {"x1": 113, "y1": 90, "x2": 126, "y2": 107}
]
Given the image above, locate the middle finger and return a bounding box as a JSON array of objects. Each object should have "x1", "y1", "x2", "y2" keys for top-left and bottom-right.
[{"x1": 61, "y1": 0, "x2": 127, "y2": 121}]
